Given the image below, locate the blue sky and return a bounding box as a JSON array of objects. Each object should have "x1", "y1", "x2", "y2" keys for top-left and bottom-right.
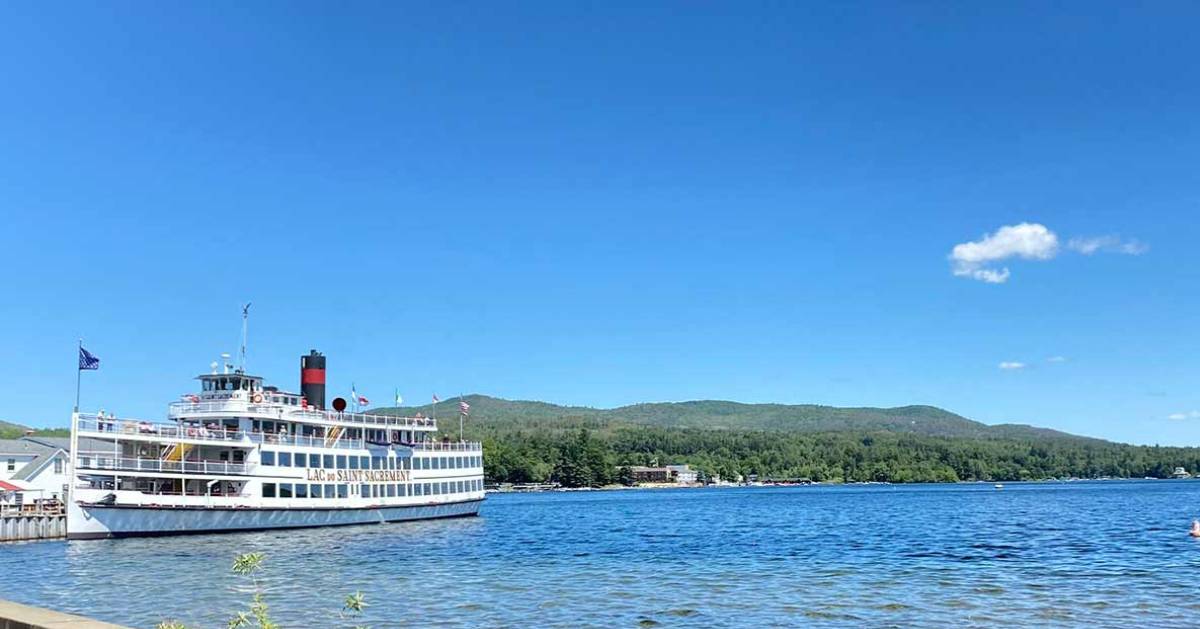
[{"x1": 1, "y1": 2, "x2": 1197, "y2": 445}]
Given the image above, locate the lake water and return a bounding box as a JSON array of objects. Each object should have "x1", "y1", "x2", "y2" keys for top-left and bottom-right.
[{"x1": 3, "y1": 482, "x2": 1200, "y2": 627}]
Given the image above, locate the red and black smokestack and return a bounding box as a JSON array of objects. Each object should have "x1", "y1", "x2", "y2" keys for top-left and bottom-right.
[{"x1": 301, "y1": 350, "x2": 326, "y2": 409}]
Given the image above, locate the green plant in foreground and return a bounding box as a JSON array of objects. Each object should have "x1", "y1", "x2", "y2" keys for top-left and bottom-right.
[
  {"x1": 341, "y1": 591, "x2": 369, "y2": 629},
  {"x1": 154, "y1": 553, "x2": 368, "y2": 629},
  {"x1": 228, "y1": 552, "x2": 276, "y2": 629}
]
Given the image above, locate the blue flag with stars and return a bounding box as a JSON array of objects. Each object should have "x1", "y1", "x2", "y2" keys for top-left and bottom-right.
[{"x1": 79, "y1": 347, "x2": 100, "y2": 370}]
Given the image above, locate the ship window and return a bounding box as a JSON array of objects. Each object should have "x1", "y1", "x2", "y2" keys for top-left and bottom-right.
[
  {"x1": 294, "y1": 453, "x2": 307, "y2": 468},
  {"x1": 400, "y1": 458, "x2": 409, "y2": 470},
  {"x1": 441, "y1": 482, "x2": 449, "y2": 494},
  {"x1": 323, "y1": 455, "x2": 334, "y2": 468},
  {"x1": 349, "y1": 457, "x2": 359, "y2": 470},
  {"x1": 336, "y1": 455, "x2": 347, "y2": 469},
  {"x1": 360, "y1": 484, "x2": 369, "y2": 497},
  {"x1": 337, "y1": 484, "x2": 348, "y2": 498},
  {"x1": 371, "y1": 457, "x2": 381, "y2": 470},
  {"x1": 324, "y1": 484, "x2": 335, "y2": 498},
  {"x1": 360, "y1": 456, "x2": 369, "y2": 469},
  {"x1": 279, "y1": 483, "x2": 293, "y2": 498},
  {"x1": 263, "y1": 483, "x2": 276, "y2": 498},
  {"x1": 261, "y1": 451, "x2": 275, "y2": 466},
  {"x1": 295, "y1": 484, "x2": 308, "y2": 498},
  {"x1": 279, "y1": 452, "x2": 291, "y2": 467},
  {"x1": 242, "y1": 379, "x2": 249, "y2": 391},
  {"x1": 414, "y1": 484, "x2": 422, "y2": 496},
  {"x1": 386, "y1": 484, "x2": 395, "y2": 497},
  {"x1": 399, "y1": 484, "x2": 407, "y2": 497},
  {"x1": 388, "y1": 457, "x2": 395, "y2": 470},
  {"x1": 433, "y1": 458, "x2": 441, "y2": 470}
]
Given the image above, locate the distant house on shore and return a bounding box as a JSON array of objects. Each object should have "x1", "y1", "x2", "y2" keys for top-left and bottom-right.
[
  {"x1": 0, "y1": 437, "x2": 72, "y2": 505},
  {"x1": 628, "y1": 464, "x2": 699, "y2": 485},
  {"x1": 665, "y1": 464, "x2": 698, "y2": 484}
]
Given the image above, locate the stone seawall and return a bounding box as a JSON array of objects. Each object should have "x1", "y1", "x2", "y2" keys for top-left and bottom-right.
[{"x1": 0, "y1": 599, "x2": 130, "y2": 629}]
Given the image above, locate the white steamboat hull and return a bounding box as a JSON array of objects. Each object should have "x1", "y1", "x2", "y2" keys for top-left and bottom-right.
[{"x1": 67, "y1": 499, "x2": 482, "y2": 540}]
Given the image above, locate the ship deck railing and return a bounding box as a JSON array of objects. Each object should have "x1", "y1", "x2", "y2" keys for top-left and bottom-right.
[
  {"x1": 167, "y1": 400, "x2": 439, "y2": 431},
  {"x1": 75, "y1": 452, "x2": 253, "y2": 476},
  {"x1": 75, "y1": 414, "x2": 483, "y2": 452}
]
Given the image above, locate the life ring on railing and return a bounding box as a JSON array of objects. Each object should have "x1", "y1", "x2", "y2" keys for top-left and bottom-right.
[{"x1": 252, "y1": 393, "x2": 263, "y2": 404}]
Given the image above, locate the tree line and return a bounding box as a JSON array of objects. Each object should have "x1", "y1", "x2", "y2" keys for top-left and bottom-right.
[{"x1": 479, "y1": 424, "x2": 1200, "y2": 487}]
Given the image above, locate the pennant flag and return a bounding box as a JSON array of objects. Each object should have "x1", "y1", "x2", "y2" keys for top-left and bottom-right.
[
  {"x1": 459, "y1": 400, "x2": 471, "y2": 415},
  {"x1": 432, "y1": 394, "x2": 440, "y2": 403},
  {"x1": 358, "y1": 395, "x2": 370, "y2": 406},
  {"x1": 79, "y1": 347, "x2": 100, "y2": 370}
]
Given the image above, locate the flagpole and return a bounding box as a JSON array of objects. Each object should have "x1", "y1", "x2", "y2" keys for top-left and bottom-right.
[
  {"x1": 74, "y1": 338, "x2": 82, "y2": 412},
  {"x1": 459, "y1": 394, "x2": 464, "y2": 443}
]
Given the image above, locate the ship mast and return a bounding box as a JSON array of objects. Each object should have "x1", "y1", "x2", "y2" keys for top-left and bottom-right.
[{"x1": 239, "y1": 302, "x2": 251, "y2": 373}]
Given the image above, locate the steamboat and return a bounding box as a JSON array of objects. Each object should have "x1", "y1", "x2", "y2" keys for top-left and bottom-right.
[{"x1": 67, "y1": 350, "x2": 483, "y2": 539}]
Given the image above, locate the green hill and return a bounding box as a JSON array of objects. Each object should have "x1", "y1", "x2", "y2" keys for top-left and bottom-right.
[
  {"x1": 372, "y1": 395, "x2": 1195, "y2": 485},
  {"x1": 0, "y1": 420, "x2": 69, "y2": 440},
  {"x1": 374, "y1": 394, "x2": 1099, "y2": 443}
]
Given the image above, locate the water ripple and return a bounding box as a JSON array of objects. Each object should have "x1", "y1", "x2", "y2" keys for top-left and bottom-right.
[{"x1": 2, "y1": 481, "x2": 1199, "y2": 627}]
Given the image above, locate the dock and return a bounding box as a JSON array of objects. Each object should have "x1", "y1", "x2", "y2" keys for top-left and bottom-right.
[
  {"x1": 0, "y1": 599, "x2": 130, "y2": 628},
  {"x1": 0, "y1": 506, "x2": 66, "y2": 542}
]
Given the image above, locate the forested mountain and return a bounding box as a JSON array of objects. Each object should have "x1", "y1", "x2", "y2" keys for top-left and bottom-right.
[
  {"x1": 377, "y1": 395, "x2": 1094, "y2": 442},
  {"x1": 374, "y1": 395, "x2": 1197, "y2": 486}
]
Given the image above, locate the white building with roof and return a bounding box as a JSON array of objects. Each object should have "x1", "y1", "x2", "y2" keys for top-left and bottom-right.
[{"x1": 0, "y1": 436, "x2": 71, "y2": 503}]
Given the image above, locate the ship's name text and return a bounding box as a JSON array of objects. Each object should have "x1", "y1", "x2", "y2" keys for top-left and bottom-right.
[{"x1": 304, "y1": 468, "x2": 410, "y2": 483}]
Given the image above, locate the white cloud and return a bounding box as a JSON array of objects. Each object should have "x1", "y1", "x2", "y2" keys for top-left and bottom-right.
[
  {"x1": 998, "y1": 361, "x2": 1026, "y2": 370},
  {"x1": 1067, "y1": 236, "x2": 1149, "y2": 256},
  {"x1": 1046, "y1": 356, "x2": 1067, "y2": 363},
  {"x1": 949, "y1": 223, "x2": 1149, "y2": 283},
  {"x1": 1168, "y1": 411, "x2": 1200, "y2": 420},
  {"x1": 950, "y1": 223, "x2": 1059, "y2": 283}
]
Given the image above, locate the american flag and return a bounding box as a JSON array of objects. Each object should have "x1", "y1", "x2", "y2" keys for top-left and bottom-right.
[
  {"x1": 78, "y1": 347, "x2": 100, "y2": 370},
  {"x1": 459, "y1": 400, "x2": 470, "y2": 416}
]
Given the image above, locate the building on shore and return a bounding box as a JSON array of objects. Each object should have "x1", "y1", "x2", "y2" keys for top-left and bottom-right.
[
  {"x1": 0, "y1": 437, "x2": 72, "y2": 508},
  {"x1": 665, "y1": 464, "x2": 698, "y2": 484},
  {"x1": 628, "y1": 464, "x2": 699, "y2": 485}
]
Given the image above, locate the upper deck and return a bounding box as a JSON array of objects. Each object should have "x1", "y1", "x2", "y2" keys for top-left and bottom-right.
[{"x1": 168, "y1": 398, "x2": 438, "y2": 432}]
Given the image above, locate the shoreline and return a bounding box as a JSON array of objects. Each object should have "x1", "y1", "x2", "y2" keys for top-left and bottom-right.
[{"x1": 488, "y1": 476, "x2": 1194, "y2": 494}]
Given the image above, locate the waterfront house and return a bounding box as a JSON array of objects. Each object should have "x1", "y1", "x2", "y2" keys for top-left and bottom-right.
[
  {"x1": 0, "y1": 437, "x2": 71, "y2": 503},
  {"x1": 628, "y1": 464, "x2": 699, "y2": 485},
  {"x1": 629, "y1": 466, "x2": 671, "y2": 483},
  {"x1": 665, "y1": 464, "x2": 698, "y2": 484}
]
